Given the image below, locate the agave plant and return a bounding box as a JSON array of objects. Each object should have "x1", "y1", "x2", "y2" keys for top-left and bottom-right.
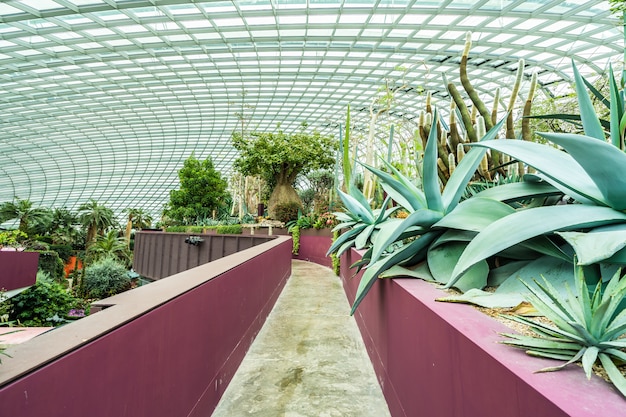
[
  {"x1": 445, "y1": 61, "x2": 626, "y2": 289},
  {"x1": 325, "y1": 185, "x2": 399, "y2": 258},
  {"x1": 340, "y1": 110, "x2": 510, "y2": 313},
  {"x1": 501, "y1": 265, "x2": 626, "y2": 397}
]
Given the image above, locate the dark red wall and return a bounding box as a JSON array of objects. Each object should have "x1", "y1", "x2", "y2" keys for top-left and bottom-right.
[
  {"x1": 293, "y1": 230, "x2": 333, "y2": 268},
  {"x1": 0, "y1": 238, "x2": 292, "y2": 417},
  {"x1": 341, "y1": 249, "x2": 626, "y2": 417},
  {"x1": 133, "y1": 232, "x2": 276, "y2": 279},
  {"x1": 0, "y1": 251, "x2": 38, "y2": 291}
]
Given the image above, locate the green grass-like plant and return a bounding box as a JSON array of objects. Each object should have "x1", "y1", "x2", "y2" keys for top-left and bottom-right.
[
  {"x1": 501, "y1": 265, "x2": 626, "y2": 397},
  {"x1": 216, "y1": 224, "x2": 242, "y2": 234}
]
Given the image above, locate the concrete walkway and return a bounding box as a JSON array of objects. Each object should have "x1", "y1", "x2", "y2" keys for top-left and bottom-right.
[{"x1": 211, "y1": 260, "x2": 391, "y2": 417}]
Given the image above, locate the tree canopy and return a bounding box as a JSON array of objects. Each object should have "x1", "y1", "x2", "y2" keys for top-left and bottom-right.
[
  {"x1": 231, "y1": 129, "x2": 336, "y2": 217},
  {"x1": 165, "y1": 154, "x2": 229, "y2": 225}
]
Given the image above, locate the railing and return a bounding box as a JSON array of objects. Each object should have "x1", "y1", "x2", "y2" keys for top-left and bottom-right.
[{"x1": 0, "y1": 235, "x2": 292, "y2": 417}]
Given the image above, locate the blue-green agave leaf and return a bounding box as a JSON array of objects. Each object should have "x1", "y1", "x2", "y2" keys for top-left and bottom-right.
[
  {"x1": 599, "y1": 353, "x2": 626, "y2": 397},
  {"x1": 448, "y1": 205, "x2": 626, "y2": 289},
  {"x1": 540, "y1": 132, "x2": 626, "y2": 210},
  {"x1": 470, "y1": 139, "x2": 606, "y2": 206},
  {"x1": 473, "y1": 181, "x2": 561, "y2": 203},
  {"x1": 337, "y1": 188, "x2": 374, "y2": 224},
  {"x1": 434, "y1": 197, "x2": 516, "y2": 232},
  {"x1": 326, "y1": 225, "x2": 367, "y2": 256},
  {"x1": 442, "y1": 116, "x2": 507, "y2": 211},
  {"x1": 609, "y1": 65, "x2": 623, "y2": 149},
  {"x1": 362, "y1": 160, "x2": 426, "y2": 211},
  {"x1": 351, "y1": 232, "x2": 439, "y2": 315},
  {"x1": 368, "y1": 208, "x2": 443, "y2": 266},
  {"x1": 556, "y1": 227, "x2": 626, "y2": 265},
  {"x1": 572, "y1": 60, "x2": 605, "y2": 140},
  {"x1": 423, "y1": 108, "x2": 444, "y2": 212},
  {"x1": 427, "y1": 241, "x2": 488, "y2": 292},
  {"x1": 355, "y1": 224, "x2": 376, "y2": 250}
]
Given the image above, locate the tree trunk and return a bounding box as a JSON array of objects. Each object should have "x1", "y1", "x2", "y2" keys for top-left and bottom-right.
[{"x1": 268, "y1": 181, "x2": 301, "y2": 219}]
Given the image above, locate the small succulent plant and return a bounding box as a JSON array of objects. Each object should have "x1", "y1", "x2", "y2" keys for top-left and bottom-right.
[{"x1": 501, "y1": 265, "x2": 626, "y2": 397}]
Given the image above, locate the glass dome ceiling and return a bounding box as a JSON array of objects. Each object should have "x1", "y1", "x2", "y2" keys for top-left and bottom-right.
[{"x1": 0, "y1": 0, "x2": 622, "y2": 221}]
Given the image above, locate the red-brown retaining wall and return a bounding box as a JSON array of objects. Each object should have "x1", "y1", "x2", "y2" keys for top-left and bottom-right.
[
  {"x1": 0, "y1": 251, "x2": 39, "y2": 291},
  {"x1": 0, "y1": 236, "x2": 292, "y2": 417}
]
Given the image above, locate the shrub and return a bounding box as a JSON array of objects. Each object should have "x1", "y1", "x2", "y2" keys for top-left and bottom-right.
[
  {"x1": 216, "y1": 224, "x2": 242, "y2": 234},
  {"x1": 36, "y1": 250, "x2": 65, "y2": 282},
  {"x1": 50, "y1": 244, "x2": 73, "y2": 263},
  {"x1": 82, "y1": 257, "x2": 131, "y2": 300},
  {"x1": 10, "y1": 272, "x2": 81, "y2": 326},
  {"x1": 273, "y1": 202, "x2": 301, "y2": 223}
]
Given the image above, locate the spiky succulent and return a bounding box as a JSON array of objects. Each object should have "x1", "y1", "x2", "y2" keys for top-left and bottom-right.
[{"x1": 501, "y1": 266, "x2": 626, "y2": 397}]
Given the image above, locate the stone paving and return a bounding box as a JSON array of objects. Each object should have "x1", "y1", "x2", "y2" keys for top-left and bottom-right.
[{"x1": 211, "y1": 260, "x2": 391, "y2": 417}]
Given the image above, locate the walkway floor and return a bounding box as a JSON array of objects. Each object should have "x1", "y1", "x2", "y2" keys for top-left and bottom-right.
[{"x1": 211, "y1": 260, "x2": 391, "y2": 417}]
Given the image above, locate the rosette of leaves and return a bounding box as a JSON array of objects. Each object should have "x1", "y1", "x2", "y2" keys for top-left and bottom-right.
[
  {"x1": 501, "y1": 265, "x2": 626, "y2": 397},
  {"x1": 326, "y1": 186, "x2": 398, "y2": 258},
  {"x1": 344, "y1": 110, "x2": 509, "y2": 314}
]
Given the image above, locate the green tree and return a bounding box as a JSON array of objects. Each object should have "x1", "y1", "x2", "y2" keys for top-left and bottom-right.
[
  {"x1": 165, "y1": 155, "x2": 229, "y2": 225},
  {"x1": 123, "y1": 208, "x2": 153, "y2": 245},
  {"x1": 0, "y1": 198, "x2": 52, "y2": 234},
  {"x1": 47, "y1": 207, "x2": 82, "y2": 247},
  {"x1": 78, "y1": 199, "x2": 117, "y2": 247},
  {"x1": 232, "y1": 129, "x2": 336, "y2": 218},
  {"x1": 86, "y1": 229, "x2": 131, "y2": 267}
]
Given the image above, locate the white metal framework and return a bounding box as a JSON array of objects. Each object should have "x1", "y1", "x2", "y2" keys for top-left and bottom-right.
[{"x1": 0, "y1": 0, "x2": 621, "y2": 219}]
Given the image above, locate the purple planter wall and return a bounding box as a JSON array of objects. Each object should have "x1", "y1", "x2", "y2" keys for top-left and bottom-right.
[
  {"x1": 0, "y1": 251, "x2": 39, "y2": 291},
  {"x1": 340, "y1": 249, "x2": 626, "y2": 417},
  {"x1": 293, "y1": 229, "x2": 333, "y2": 268},
  {"x1": 0, "y1": 236, "x2": 292, "y2": 417}
]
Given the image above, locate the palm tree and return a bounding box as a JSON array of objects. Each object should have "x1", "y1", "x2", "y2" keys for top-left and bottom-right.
[
  {"x1": 123, "y1": 208, "x2": 153, "y2": 245},
  {"x1": 46, "y1": 207, "x2": 82, "y2": 246},
  {"x1": 78, "y1": 199, "x2": 117, "y2": 247},
  {"x1": 0, "y1": 198, "x2": 51, "y2": 234},
  {"x1": 86, "y1": 229, "x2": 131, "y2": 267}
]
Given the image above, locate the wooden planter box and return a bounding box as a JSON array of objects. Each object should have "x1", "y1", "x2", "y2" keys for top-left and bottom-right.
[{"x1": 340, "y1": 249, "x2": 625, "y2": 417}]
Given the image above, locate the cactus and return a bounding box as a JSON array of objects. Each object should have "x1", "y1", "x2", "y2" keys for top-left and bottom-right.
[{"x1": 460, "y1": 32, "x2": 494, "y2": 131}]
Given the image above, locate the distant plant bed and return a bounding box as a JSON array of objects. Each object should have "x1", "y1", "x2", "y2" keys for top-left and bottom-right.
[
  {"x1": 81, "y1": 257, "x2": 132, "y2": 300},
  {"x1": 166, "y1": 226, "x2": 204, "y2": 233},
  {"x1": 216, "y1": 224, "x2": 242, "y2": 234},
  {"x1": 9, "y1": 272, "x2": 84, "y2": 326}
]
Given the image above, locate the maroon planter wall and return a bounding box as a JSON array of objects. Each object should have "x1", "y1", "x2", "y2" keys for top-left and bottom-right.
[
  {"x1": 0, "y1": 236, "x2": 292, "y2": 417},
  {"x1": 293, "y1": 229, "x2": 333, "y2": 268},
  {"x1": 0, "y1": 251, "x2": 39, "y2": 291},
  {"x1": 340, "y1": 249, "x2": 626, "y2": 417}
]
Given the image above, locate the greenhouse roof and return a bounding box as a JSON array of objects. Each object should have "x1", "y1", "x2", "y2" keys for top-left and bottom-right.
[{"x1": 0, "y1": 0, "x2": 622, "y2": 220}]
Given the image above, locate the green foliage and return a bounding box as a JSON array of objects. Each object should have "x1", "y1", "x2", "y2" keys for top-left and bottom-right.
[
  {"x1": 82, "y1": 257, "x2": 131, "y2": 300},
  {"x1": 232, "y1": 129, "x2": 336, "y2": 190},
  {"x1": 501, "y1": 266, "x2": 626, "y2": 397},
  {"x1": 331, "y1": 229, "x2": 340, "y2": 275},
  {"x1": 36, "y1": 250, "x2": 65, "y2": 282},
  {"x1": 78, "y1": 199, "x2": 117, "y2": 246},
  {"x1": 165, "y1": 154, "x2": 229, "y2": 225},
  {"x1": 0, "y1": 198, "x2": 52, "y2": 234},
  {"x1": 337, "y1": 112, "x2": 507, "y2": 314},
  {"x1": 49, "y1": 244, "x2": 73, "y2": 263},
  {"x1": 10, "y1": 272, "x2": 81, "y2": 326},
  {"x1": 0, "y1": 230, "x2": 27, "y2": 248},
  {"x1": 273, "y1": 202, "x2": 301, "y2": 223},
  {"x1": 216, "y1": 224, "x2": 242, "y2": 234},
  {"x1": 86, "y1": 230, "x2": 131, "y2": 267}
]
